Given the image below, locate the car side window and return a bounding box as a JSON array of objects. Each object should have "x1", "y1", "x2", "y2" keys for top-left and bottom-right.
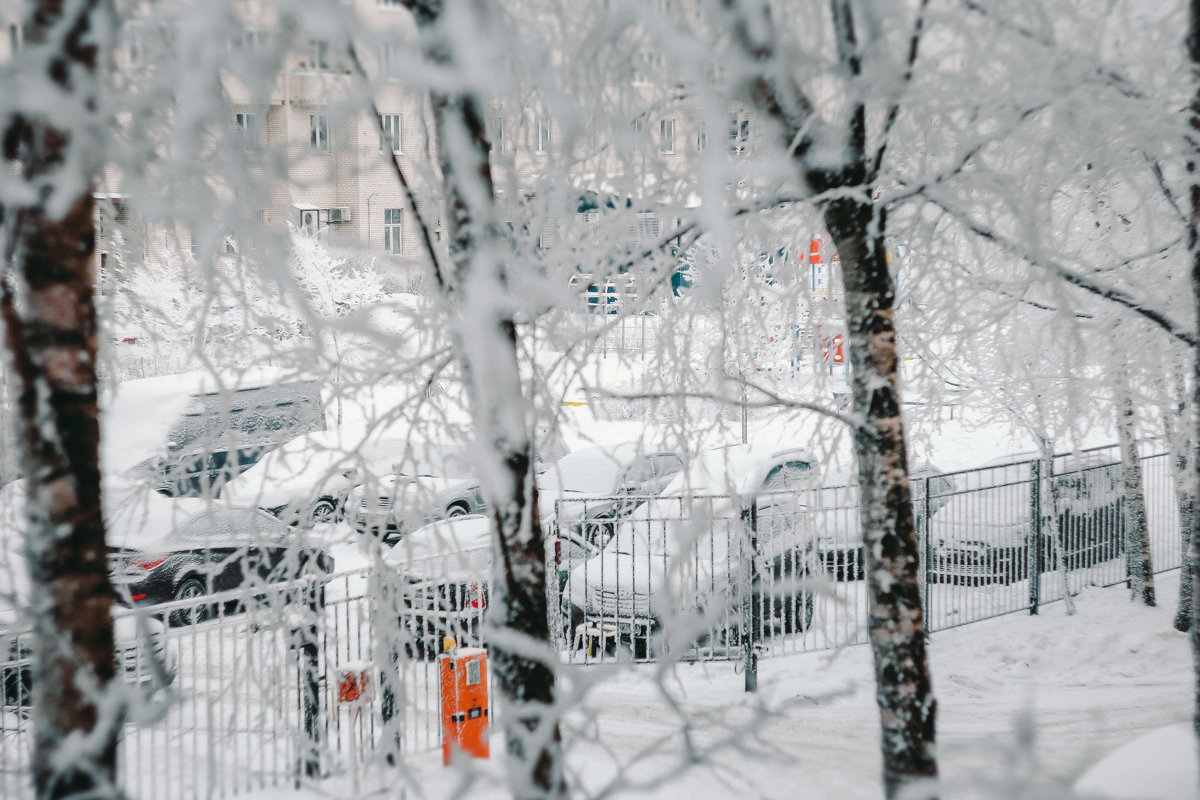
[{"x1": 762, "y1": 460, "x2": 812, "y2": 491}]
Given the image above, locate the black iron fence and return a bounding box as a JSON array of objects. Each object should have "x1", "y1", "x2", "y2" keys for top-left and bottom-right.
[{"x1": 0, "y1": 445, "x2": 1185, "y2": 798}]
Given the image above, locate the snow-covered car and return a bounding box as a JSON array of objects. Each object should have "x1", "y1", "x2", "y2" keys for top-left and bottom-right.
[
  {"x1": 348, "y1": 444, "x2": 485, "y2": 539},
  {"x1": 563, "y1": 444, "x2": 816, "y2": 654},
  {"x1": 107, "y1": 496, "x2": 334, "y2": 625},
  {"x1": 0, "y1": 484, "x2": 175, "y2": 705},
  {"x1": 812, "y1": 463, "x2": 954, "y2": 581},
  {"x1": 349, "y1": 428, "x2": 570, "y2": 540},
  {"x1": 382, "y1": 515, "x2": 492, "y2": 659},
  {"x1": 540, "y1": 443, "x2": 684, "y2": 568},
  {"x1": 114, "y1": 370, "x2": 328, "y2": 499},
  {"x1": 928, "y1": 451, "x2": 1124, "y2": 584},
  {"x1": 220, "y1": 430, "x2": 414, "y2": 527}
]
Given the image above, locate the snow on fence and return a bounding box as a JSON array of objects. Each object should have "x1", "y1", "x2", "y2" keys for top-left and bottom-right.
[{"x1": 0, "y1": 446, "x2": 1184, "y2": 798}]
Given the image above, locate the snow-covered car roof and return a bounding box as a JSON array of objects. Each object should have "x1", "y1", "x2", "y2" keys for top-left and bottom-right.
[
  {"x1": 538, "y1": 443, "x2": 644, "y2": 496},
  {"x1": 659, "y1": 444, "x2": 814, "y2": 497},
  {"x1": 383, "y1": 515, "x2": 493, "y2": 578},
  {"x1": 221, "y1": 429, "x2": 415, "y2": 508}
]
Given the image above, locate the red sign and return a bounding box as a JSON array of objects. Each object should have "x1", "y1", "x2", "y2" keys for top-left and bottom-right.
[{"x1": 822, "y1": 334, "x2": 844, "y2": 364}]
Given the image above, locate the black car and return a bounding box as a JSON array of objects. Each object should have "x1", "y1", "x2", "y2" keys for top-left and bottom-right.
[{"x1": 109, "y1": 500, "x2": 333, "y2": 625}]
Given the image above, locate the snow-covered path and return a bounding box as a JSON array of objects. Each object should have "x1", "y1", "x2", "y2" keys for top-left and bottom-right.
[{"x1": 259, "y1": 571, "x2": 1192, "y2": 799}]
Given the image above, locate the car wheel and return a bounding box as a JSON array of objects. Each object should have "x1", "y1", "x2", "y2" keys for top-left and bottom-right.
[
  {"x1": 446, "y1": 503, "x2": 469, "y2": 518},
  {"x1": 309, "y1": 497, "x2": 339, "y2": 526},
  {"x1": 170, "y1": 577, "x2": 211, "y2": 627}
]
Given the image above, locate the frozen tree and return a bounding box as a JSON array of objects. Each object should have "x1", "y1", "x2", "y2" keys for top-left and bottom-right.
[
  {"x1": 0, "y1": 0, "x2": 121, "y2": 797},
  {"x1": 289, "y1": 233, "x2": 385, "y2": 424},
  {"x1": 710, "y1": 2, "x2": 940, "y2": 794},
  {"x1": 390, "y1": 2, "x2": 565, "y2": 797}
]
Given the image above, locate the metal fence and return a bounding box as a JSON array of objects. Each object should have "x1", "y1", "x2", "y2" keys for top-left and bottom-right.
[
  {"x1": 0, "y1": 549, "x2": 492, "y2": 800},
  {"x1": 550, "y1": 445, "x2": 1184, "y2": 662},
  {"x1": 0, "y1": 445, "x2": 1186, "y2": 798}
]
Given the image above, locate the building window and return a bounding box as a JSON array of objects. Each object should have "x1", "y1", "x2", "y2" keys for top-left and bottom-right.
[
  {"x1": 9, "y1": 23, "x2": 23, "y2": 54},
  {"x1": 230, "y1": 28, "x2": 268, "y2": 51},
  {"x1": 637, "y1": 212, "x2": 660, "y2": 241},
  {"x1": 729, "y1": 115, "x2": 750, "y2": 154},
  {"x1": 379, "y1": 0, "x2": 403, "y2": 6},
  {"x1": 535, "y1": 116, "x2": 551, "y2": 154},
  {"x1": 310, "y1": 113, "x2": 329, "y2": 152},
  {"x1": 235, "y1": 112, "x2": 256, "y2": 140},
  {"x1": 631, "y1": 119, "x2": 644, "y2": 154},
  {"x1": 384, "y1": 209, "x2": 402, "y2": 254},
  {"x1": 659, "y1": 118, "x2": 675, "y2": 154},
  {"x1": 696, "y1": 121, "x2": 707, "y2": 152},
  {"x1": 307, "y1": 39, "x2": 330, "y2": 70},
  {"x1": 379, "y1": 113, "x2": 402, "y2": 153},
  {"x1": 379, "y1": 42, "x2": 400, "y2": 79},
  {"x1": 487, "y1": 113, "x2": 508, "y2": 152}
]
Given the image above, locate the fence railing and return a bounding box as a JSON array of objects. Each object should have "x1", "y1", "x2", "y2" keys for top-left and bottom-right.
[
  {"x1": 551, "y1": 445, "x2": 1183, "y2": 662},
  {"x1": 0, "y1": 445, "x2": 1186, "y2": 798}
]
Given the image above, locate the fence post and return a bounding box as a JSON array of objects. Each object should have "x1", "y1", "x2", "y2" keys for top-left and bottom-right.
[
  {"x1": 292, "y1": 577, "x2": 324, "y2": 782},
  {"x1": 742, "y1": 503, "x2": 759, "y2": 693},
  {"x1": 1029, "y1": 460, "x2": 1042, "y2": 615},
  {"x1": 921, "y1": 475, "x2": 931, "y2": 637}
]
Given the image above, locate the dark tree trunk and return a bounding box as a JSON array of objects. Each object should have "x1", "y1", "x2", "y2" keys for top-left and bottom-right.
[
  {"x1": 402, "y1": 3, "x2": 564, "y2": 797},
  {"x1": 722, "y1": 0, "x2": 939, "y2": 796},
  {"x1": 824, "y1": 198, "x2": 939, "y2": 799},
  {"x1": 0, "y1": 2, "x2": 118, "y2": 797},
  {"x1": 1115, "y1": 370, "x2": 1156, "y2": 606},
  {"x1": 1187, "y1": 0, "x2": 1200, "y2": 777}
]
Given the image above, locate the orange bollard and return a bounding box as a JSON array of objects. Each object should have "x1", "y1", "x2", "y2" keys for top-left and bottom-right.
[{"x1": 438, "y1": 639, "x2": 490, "y2": 765}]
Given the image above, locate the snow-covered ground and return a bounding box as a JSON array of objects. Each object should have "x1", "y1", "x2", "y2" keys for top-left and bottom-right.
[{"x1": 239, "y1": 570, "x2": 1194, "y2": 800}]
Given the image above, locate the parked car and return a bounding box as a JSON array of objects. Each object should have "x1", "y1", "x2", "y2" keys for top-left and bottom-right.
[
  {"x1": 382, "y1": 515, "x2": 492, "y2": 659},
  {"x1": 118, "y1": 370, "x2": 327, "y2": 498},
  {"x1": 0, "y1": 483, "x2": 175, "y2": 705},
  {"x1": 813, "y1": 463, "x2": 955, "y2": 581},
  {"x1": 928, "y1": 451, "x2": 1124, "y2": 585},
  {"x1": 541, "y1": 443, "x2": 684, "y2": 567},
  {"x1": 350, "y1": 430, "x2": 570, "y2": 539},
  {"x1": 348, "y1": 444, "x2": 485, "y2": 539},
  {"x1": 562, "y1": 444, "x2": 816, "y2": 655},
  {"x1": 220, "y1": 430, "x2": 413, "y2": 527},
  {"x1": 107, "y1": 497, "x2": 334, "y2": 625}
]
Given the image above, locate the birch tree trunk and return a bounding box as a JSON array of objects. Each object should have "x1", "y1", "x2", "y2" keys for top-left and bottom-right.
[
  {"x1": 1115, "y1": 369, "x2": 1156, "y2": 606},
  {"x1": 1038, "y1": 437, "x2": 1076, "y2": 616},
  {"x1": 723, "y1": 1, "x2": 938, "y2": 796},
  {"x1": 1162, "y1": 364, "x2": 1194, "y2": 631},
  {"x1": 1186, "y1": 0, "x2": 1200, "y2": 767},
  {"x1": 0, "y1": 2, "x2": 119, "y2": 797},
  {"x1": 401, "y1": 2, "x2": 564, "y2": 797}
]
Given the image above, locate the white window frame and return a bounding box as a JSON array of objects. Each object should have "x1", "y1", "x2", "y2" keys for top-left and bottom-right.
[
  {"x1": 488, "y1": 113, "x2": 508, "y2": 152},
  {"x1": 631, "y1": 119, "x2": 644, "y2": 154},
  {"x1": 235, "y1": 112, "x2": 256, "y2": 140},
  {"x1": 535, "y1": 116, "x2": 551, "y2": 154},
  {"x1": 308, "y1": 39, "x2": 330, "y2": 71},
  {"x1": 696, "y1": 121, "x2": 707, "y2": 152},
  {"x1": 659, "y1": 118, "x2": 675, "y2": 154},
  {"x1": 383, "y1": 208, "x2": 402, "y2": 254},
  {"x1": 378, "y1": 0, "x2": 403, "y2": 6},
  {"x1": 730, "y1": 115, "x2": 750, "y2": 155},
  {"x1": 379, "y1": 113, "x2": 402, "y2": 154},
  {"x1": 379, "y1": 42, "x2": 399, "y2": 79},
  {"x1": 310, "y1": 113, "x2": 329, "y2": 152}
]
